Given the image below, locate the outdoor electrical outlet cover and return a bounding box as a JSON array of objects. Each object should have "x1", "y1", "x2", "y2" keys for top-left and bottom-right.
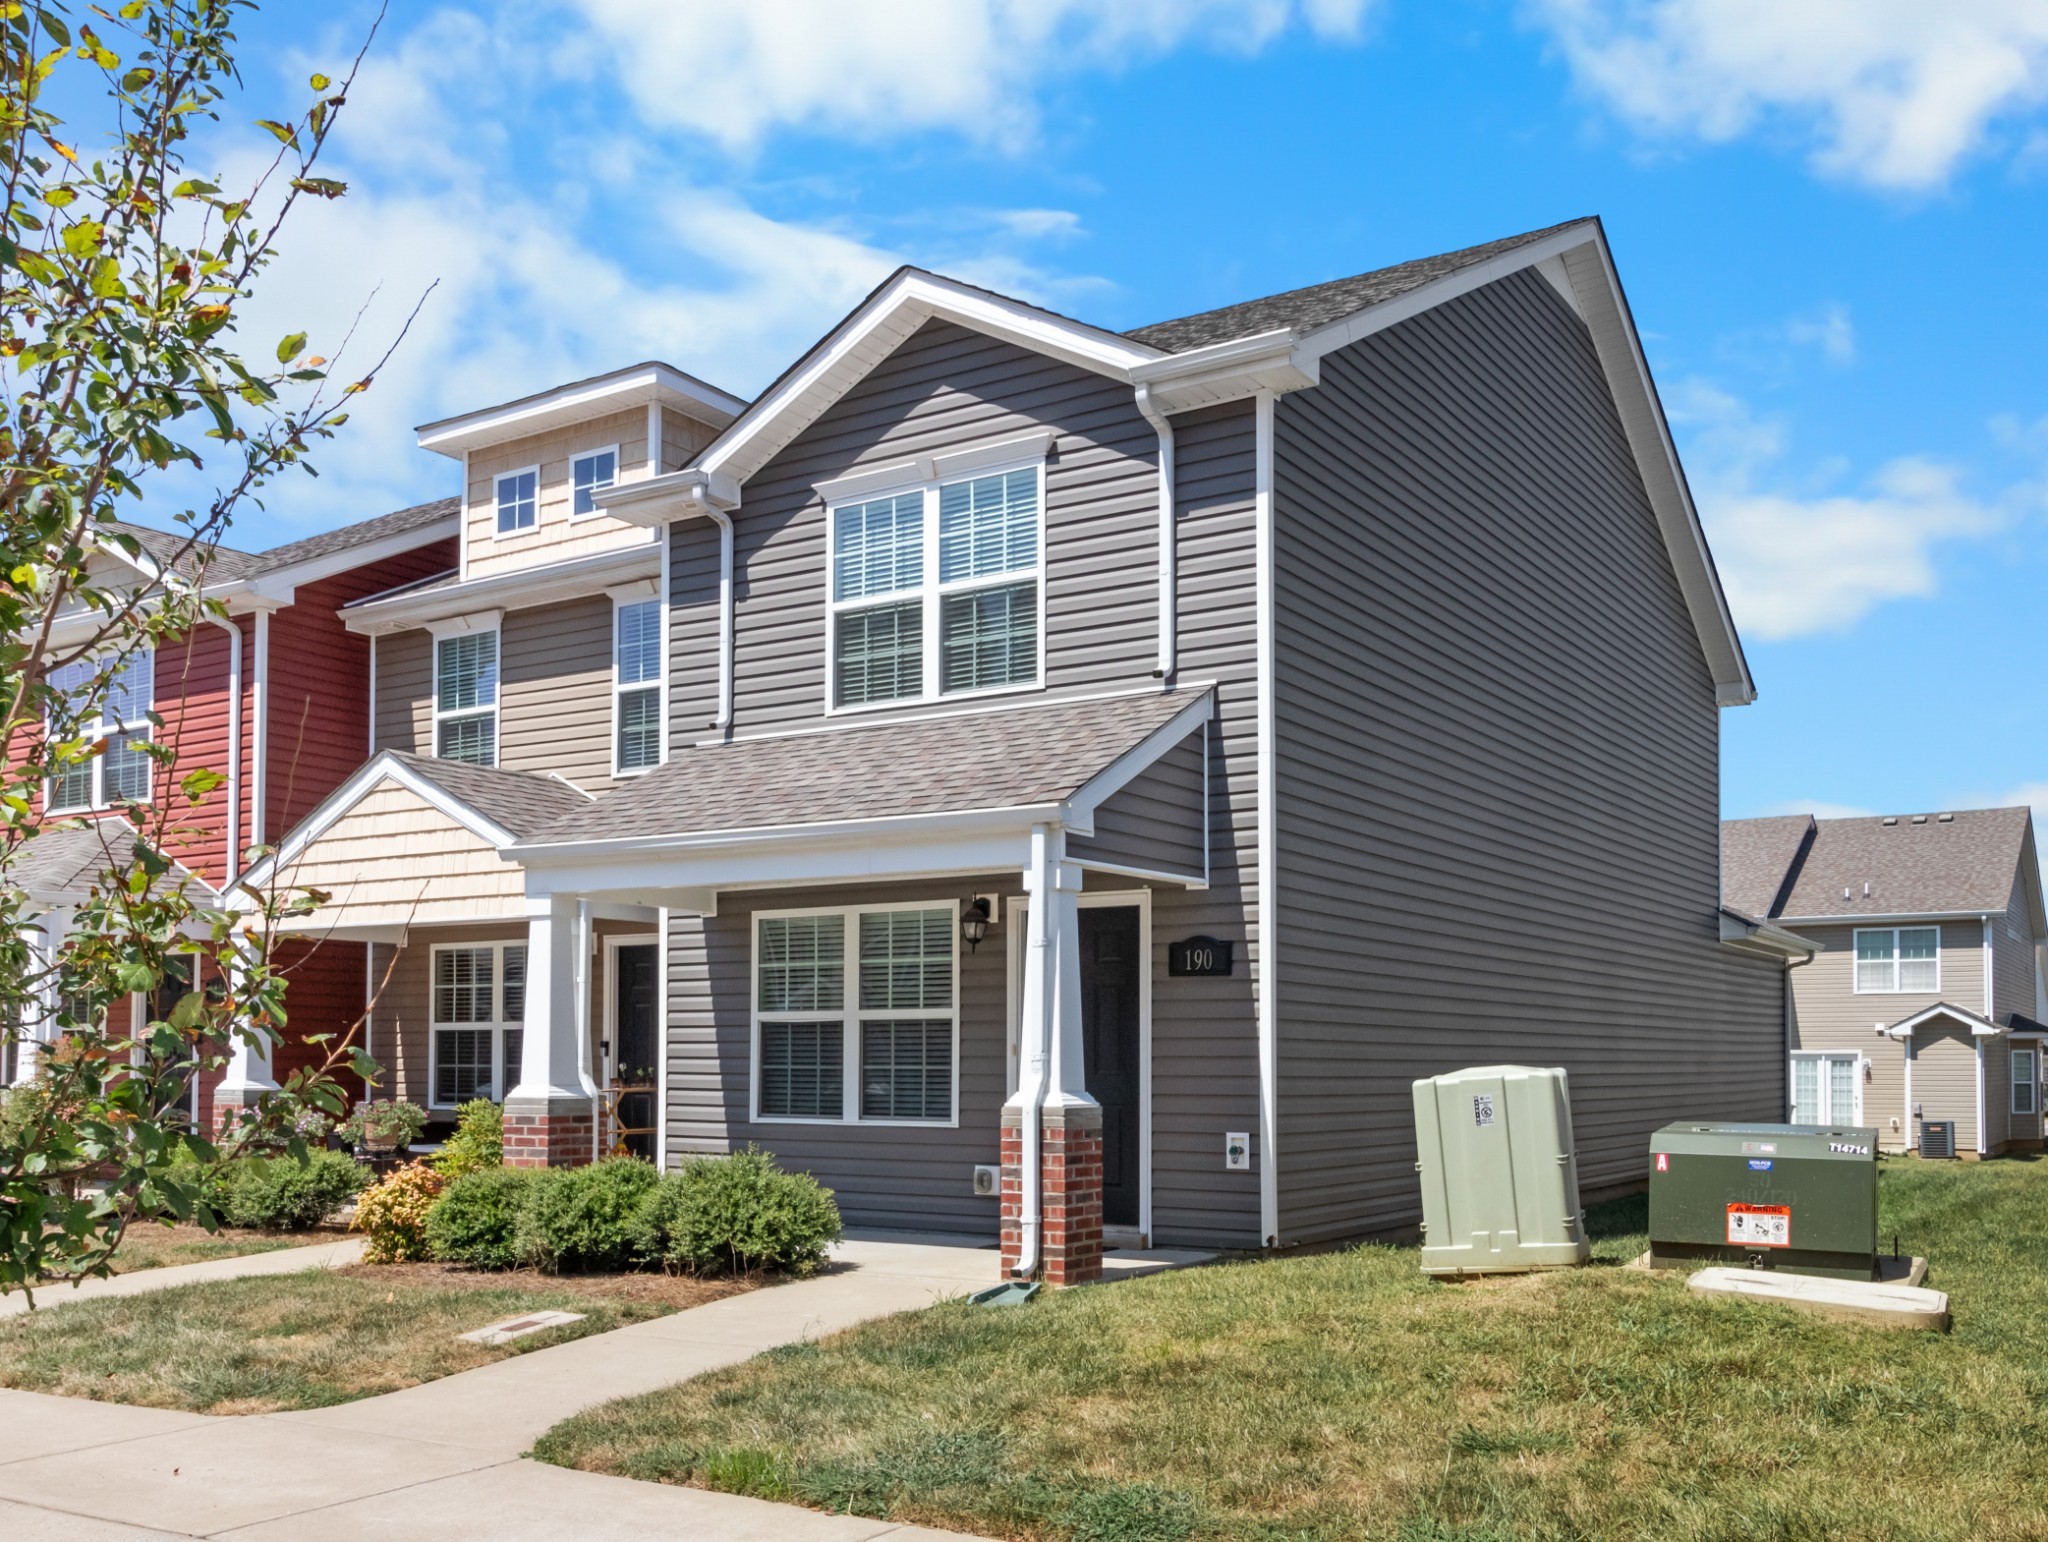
[
  {"x1": 460, "y1": 1310, "x2": 586, "y2": 1346},
  {"x1": 1226, "y1": 1132, "x2": 1250, "y2": 1170}
]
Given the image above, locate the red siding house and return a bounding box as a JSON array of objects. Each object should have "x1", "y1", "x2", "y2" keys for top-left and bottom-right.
[{"x1": 11, "y1": 502, "x2": 459, "y2": 1123}]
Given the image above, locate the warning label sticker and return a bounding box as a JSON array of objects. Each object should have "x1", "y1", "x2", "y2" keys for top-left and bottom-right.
[{"x1": 1726, "y1": 1203, "x2": 1792, "y2": 1248}]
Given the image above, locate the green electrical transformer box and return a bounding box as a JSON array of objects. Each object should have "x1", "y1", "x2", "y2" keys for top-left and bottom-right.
[
  {"x1": 1648, "y1": 1121, "x2": 1879, "y2": 1280},
  {"x1": 1413, "y1": 1065, "x2": 1590, "y2": 1276}
]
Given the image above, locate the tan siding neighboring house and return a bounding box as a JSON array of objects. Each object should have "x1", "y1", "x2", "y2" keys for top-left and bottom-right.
[{"x1": 463, "y1": 406, "x2": 658, "y2": 580}]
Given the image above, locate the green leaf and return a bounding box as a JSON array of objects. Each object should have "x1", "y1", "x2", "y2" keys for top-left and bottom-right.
[
  {"x1": 254, "y1": 118, "x2": 295, "y2": 145},
  {"x1": 121, "y1": 67, "x2": 155, "y2": 92},
  {"x1": 275, "y1": 331, "x2": 306, "y2": 364},
  {"x1": 42, "y1": 14, "x2": 70, "y2": 46},
  {"x1": 180, "y1": 767, "x2": 227, "y2": 800}
]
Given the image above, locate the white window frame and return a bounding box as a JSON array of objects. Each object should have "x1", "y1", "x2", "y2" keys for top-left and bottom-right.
[
  {"x1": 822, "y1": 455, "x2": 1047, "y2": 716},
  {"x1": 2014, "y1": 1047, "x2": 2039, "y2": 1117},
  {"x1": 45, "y1": 646, "x2": 155, "y2": 814},
  {"x1": 1852, "y1": 926, "x2": 1941, "y2": 994},
  {"x1": 610, "y1": 592, "x2": 663, "y2": 777},
  {"x1": 432, "y1": 624, "x2": 501, "y2": 767},
  {"x1": 493, "y1": 464, "x2": 541, "y2": 539},
  {"x1": 749, "y1": 900, "x2": 961, "y2": 1128},
  {"x1": 570, "y1": 444, "x2": 620, "y2": 519},
  {"x1": 1790, "y1": 1050, "x2": 1863, "y2": 1125},
  {"x1": 426, "y1": 941, "x2": 526, "y2": 1109}
]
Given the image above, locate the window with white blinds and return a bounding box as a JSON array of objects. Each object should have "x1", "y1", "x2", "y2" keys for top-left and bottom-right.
[
  {"x1": 754, "y1": 905, "x2": 956, "y2": 1123},
  {"x1": 614, "y1": 598, "x2": 662, "y2": 773},
  {"x1": 435, "y1": 630, "x2": 499, "y2": 766},
  {"x1": 1853, "y1": 927, "x2": 1939, "y2": 993},
  {"x1": 826, "y1": 461, "x2": 1042, "y2": 709},
  {"x1": 430, "y1": 942, "x2": 526, "y2": 1105},
  {"x1": 45, "y1": 647, "x2": 154, "y2": 811}
]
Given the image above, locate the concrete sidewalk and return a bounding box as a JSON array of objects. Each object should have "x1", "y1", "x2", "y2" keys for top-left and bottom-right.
[
  {"x1": 0, "y1": 1233, "x2": 1210, "y2": 1539},
  {"x1": 0, "y1": 1239, "x2": 365, "y2": 1320}
]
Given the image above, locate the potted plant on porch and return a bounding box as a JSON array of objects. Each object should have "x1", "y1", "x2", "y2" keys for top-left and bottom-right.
[{"x1": 341, "y1": 1099, "x2": 428, "y2": 1172}]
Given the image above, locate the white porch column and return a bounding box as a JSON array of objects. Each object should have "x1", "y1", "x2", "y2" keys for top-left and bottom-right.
[
  {"x1": 13, "y1": 907, "x2": 72, "y2": 1085},
  {"x1": 1001, "y1": 825, "x2": 1101, "y2": 1287},
  {"x1": 505, "y1": 893, "x2": 598, "y2": 1167},
  {"x1": 215, "y1": 931, "x2": 279, "y2": 1104}
]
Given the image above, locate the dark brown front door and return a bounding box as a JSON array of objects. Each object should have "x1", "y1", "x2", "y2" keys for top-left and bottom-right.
[
  {"x1": 612, "y1": 944, "x2": 660, "y2": 1160},
  {"x1": 1080, "y1": 905, "x2": 1142, "y2": 1228}
]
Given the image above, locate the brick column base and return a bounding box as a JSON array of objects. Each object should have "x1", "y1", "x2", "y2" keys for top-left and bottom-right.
[
  {"x1": 211, "y1": 1085, "x2": 269, "y2": 1139},
  {"x1": 1000, "y1": 1104, "x2": 1104, "y2": 1287},
  {"x1": 503, "y1": 1096, "x2": 597, "y2": 1168}
]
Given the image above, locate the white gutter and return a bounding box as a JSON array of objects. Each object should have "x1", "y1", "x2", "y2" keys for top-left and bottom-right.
[
  {"x1": 203, "y1": 616, "x2": 244, "y2": 885},
  {"x1": 1133, "y1": 384, "x2": 1176, "y2": 681}
]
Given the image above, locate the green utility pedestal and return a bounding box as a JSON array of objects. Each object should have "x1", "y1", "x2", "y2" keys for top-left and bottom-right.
[{"x1": 1648, "y1": 1121, "x2": 1879, "y2": 1280}]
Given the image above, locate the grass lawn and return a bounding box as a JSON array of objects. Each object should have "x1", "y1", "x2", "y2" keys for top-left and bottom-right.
[
  {"x1": 536, "y1": 1157, "x2": 2048, "y2": 1542},
  {"x1": 0, "y1": 1262, "x2": 752, "y2": 1415},
  {"x1": 97, "y1": 1223, "x2": 339, "y2": 1274}
]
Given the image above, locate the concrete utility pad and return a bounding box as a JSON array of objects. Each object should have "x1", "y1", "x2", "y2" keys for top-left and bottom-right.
[
  {"x1": 459, "y1": 1309, "x2": 585, "y2": 1346},
  {"x1": 1688, "y1": 1266, "x2": 1951, "y2": 1331}
]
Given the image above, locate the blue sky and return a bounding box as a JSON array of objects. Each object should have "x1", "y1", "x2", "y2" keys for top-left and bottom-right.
[{"x1": 149, "y1": 1, "x2": 2048, "y2": 827}]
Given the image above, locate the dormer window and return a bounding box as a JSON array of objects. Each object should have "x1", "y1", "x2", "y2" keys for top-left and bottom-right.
[
  {"x1": 572, "y1": 448, "x2": 618, "y2": 517},
  {"x1": 495, "y1": 467, "x2": 539, "y2": 535},
  {"x1": 827, "y1": 463, "x2": 1043, "y2": 710}
]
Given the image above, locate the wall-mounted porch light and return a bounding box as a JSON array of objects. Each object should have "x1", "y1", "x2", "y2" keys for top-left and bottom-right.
[{"x1": 960, "y1": 897, "x2": 994, "y2": 953}]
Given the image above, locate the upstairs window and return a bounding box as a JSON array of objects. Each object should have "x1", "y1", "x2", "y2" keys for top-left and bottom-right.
[
  {"x1": 614, "y1": 598, "x2": 661, "y2": 773},
  {"x1": 495, "y1": 467, "x2": 539, "y2": 535},
  {"x1": 1853, "y1": 926, "x2": 1940, "y2": 993},
  {"x1": 572, "y1": 448, "x2": 618, "y2": 517},
  {"x1": 46, "y1": 647, "x2": 154, "y2": 812},
  {"x1": 435, "y1": 630, "x2": 499, "y2": 766},
  {"x1": 827, "y1": 462, "x2": 1042, "y2": 710}
]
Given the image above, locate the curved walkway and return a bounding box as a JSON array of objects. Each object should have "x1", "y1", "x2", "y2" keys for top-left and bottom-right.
[
  {"x1": 0, "y1": 1239, "x2": 365, "y2": 1320},
  {"x1": 0, "y1": 1234, "x2": 1209, "y2": 1539}
]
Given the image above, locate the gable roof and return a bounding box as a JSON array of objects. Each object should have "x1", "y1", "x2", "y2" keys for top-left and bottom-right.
[
  {"x1": 1124, "y1": 221, "x2": 1589, "y2": 353},
  {"x1": 97, "y1": 497, "x2": 459, "y2": 589},
  {"x1": 6, "y1": 817, "x2": 214, "y2": 906},
  {"x1": 515, "y1": 689, "x2": 1208, "y2": 854},
  {"x1": 1722, "y1": 806, "x2": 2041, "y2": 925}
]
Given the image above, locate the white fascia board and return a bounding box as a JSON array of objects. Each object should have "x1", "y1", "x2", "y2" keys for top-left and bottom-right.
[
  {"x1": 515, "y1": 801, "x2": 1068, "y2": 868},
  {"x1": 695, "y1": 271, "x2": 1164, "y2": 490},
  {"x1": 340, "y1": 544, "x2": 658, "y2": 635},
  {"x1": 416, "y1": 363, "x2": 746, "y2": 458},
  {"x1": 1063, "y1": 690, "x2": 1215, "y2": 824},
  {"x1": 1283, "y1": 218, "x2": 1754, "y2": 710},
  {"x1": 1779, "y1": 910, "x2": 2008, "y2": 926},
  {"x1": 519, "y1": 820, "x2": 1039, "y2": 899},
  {"x1": 235, "y1": 750, "x2": 519, "y2": 899},
  {"x1": 1879, "y1": 1003, "x2": 2006, "y2": 1040},
  {"x1": 1130, "y1": 330, "x2": 1319, "y2": 414}
]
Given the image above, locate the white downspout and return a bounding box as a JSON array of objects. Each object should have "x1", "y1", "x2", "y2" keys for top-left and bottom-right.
[
  {"x1": 1133, "y1": 384, "x2": 1176, "y2": 681},
  {"x1": 203, "y1": 616, "x2": 243, "y2": 886},
  {"x1": 250, "y1": 608, "x2": 271, "y2": 851},
  {"x1": 706, "y1": 509, "x2": 734, "y2": 735},
  {"x1": 1983, "y1": 914, "x2": 1994, "y2": 1155},
  {"x1": 1252, "y1": 388, "x2": 1280, "y2": 1247}
]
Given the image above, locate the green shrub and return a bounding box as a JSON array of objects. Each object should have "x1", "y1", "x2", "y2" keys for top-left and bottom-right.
[
  {"x1": 425, "y1": 1165, "x2": 533, "y2": 1269},
  {"x1": 632, "y1": 1147, "x2": 841, "y2": 1276},
  {"x1": 517, "y1": 1157, "x2": 659, "y2": 1273},
  {"x1": 351, "y1": 1160, "x2": 445, "y2": 1263},
  {"x1": 216, "y1": 1150, "x2": 367, "y2": 1230},
  {"x1": 432, "y1": 1099, "x2": 504, "y2": 1179}
]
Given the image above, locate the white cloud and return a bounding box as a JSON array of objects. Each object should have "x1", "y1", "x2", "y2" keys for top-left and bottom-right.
[
  {"x1": 1786, "y1": 303, "x2": 1856, "y2": 365},
  {"x1": 1757, "y1": 799, "x2": 1877, "y2": 821},
  {"x1": 1529, "y1": 0, "x2": 2048, "y2": 189},
  {"x1": 566, "y1": 0, "x2": 1376, "y2": 153},
  {"x1": 1671, "y1": 380, "x2": 2010, "y2": 641}
]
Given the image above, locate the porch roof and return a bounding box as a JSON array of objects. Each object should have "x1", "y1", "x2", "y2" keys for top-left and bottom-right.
[
  {"x1": 1879, "y1": 1001, "x2": 2007, "y2": 1040},
  {"x1": 10, "y1": 816, "x2": 215, "y2": 908},
  {"x1": 515, "y1": 687, "x2": 1210, "y2": 857}
]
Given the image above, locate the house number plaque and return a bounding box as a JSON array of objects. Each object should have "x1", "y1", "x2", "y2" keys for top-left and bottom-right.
[{"x1": 1168, "y1": 936, "x2": 1233, "y2": 977}]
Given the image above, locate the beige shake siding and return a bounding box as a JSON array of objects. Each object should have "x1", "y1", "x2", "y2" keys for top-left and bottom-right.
[
  {"x1": 462, "y1": 406, "x2": 658, "y2": 580},
  {"x1": 277, "y1": 777, "x2": 524, "y2": 931},
  {"x1": 373, "y1": 594, "x2": 622, "y2": 794}
]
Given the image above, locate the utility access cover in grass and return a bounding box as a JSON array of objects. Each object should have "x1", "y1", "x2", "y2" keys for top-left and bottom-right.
[{"x1": 461, "y1": 1311, "x2": 586, "y2": 1346}]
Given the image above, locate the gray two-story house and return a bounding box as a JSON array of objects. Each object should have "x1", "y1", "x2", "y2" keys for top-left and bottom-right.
[
  {"x1": 1724, "y1": 806, "x2": 2047, "y2": 1157},
  {"x1": 257, "y1": 216, "x2": 1804, "y2": 1284}
]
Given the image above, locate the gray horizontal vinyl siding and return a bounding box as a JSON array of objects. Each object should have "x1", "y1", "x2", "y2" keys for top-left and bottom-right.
[
  {"x1": 661, "y1": 349, "x2": 1265, "y2": 1246},
  {"x1": 1787, "y1": 920, "x2": 1986, "y2": 1152},
  {"x1": 1069, "y1": 728, "x2": 1206, "y2": 882},
  {"x1": 371, "y1": 595, "x2": 620, "y2": 792},
  {"x1": 1269, "y1": 267, "x2": 1786, "y2": 1244}
]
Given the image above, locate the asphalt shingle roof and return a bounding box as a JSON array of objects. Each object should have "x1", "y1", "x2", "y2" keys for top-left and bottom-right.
[
  {"x1": 103, "y1": 496, "x2": 458, "y2": 585},
  {"x1": 5, "y1": 817, "x2": 209, "y2": 902},
  {"x1": 517, "y1": 689, "x2": 1204, "y2": 850},
  {"x1": 1123, "y1": 219, "x2": 1592, "y2": 353},
  {"x1": 1721, "y1": 807, "x2": 2032, "y2": 920},
  {"x1": 389, "y1": 751, "x2": 593, "y2": 841},
  {"x1": 1720, "y1": 815, "x2": 1815, "y2": 921}
]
